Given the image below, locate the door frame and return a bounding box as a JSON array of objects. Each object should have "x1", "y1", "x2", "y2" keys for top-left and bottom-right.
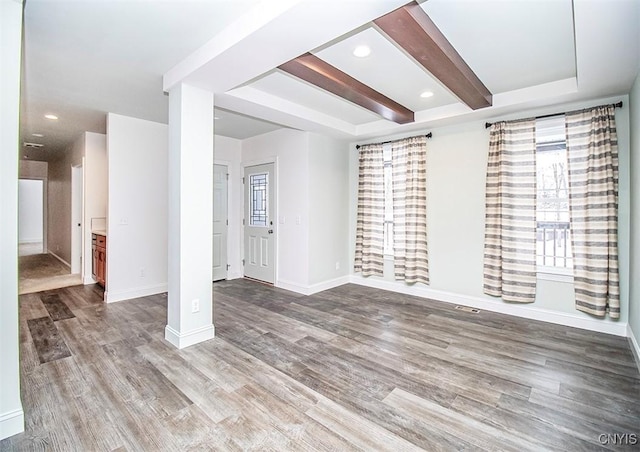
[
  {"x1": 71, "y1": 163, "x2": 84, "y2": 276},
  {"x1": 241, "y1": 157, "x2": 278, "y2": 284},
  {"x1": 213, "y1": 160, "x2": 230, "y2": 281}
]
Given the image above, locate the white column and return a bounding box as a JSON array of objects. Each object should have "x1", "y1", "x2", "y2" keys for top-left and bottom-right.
[
  {"x1": 0, "y1": 0, "x2": 25, "y2": 440},
  {"x1": 165, "y1": 83, "x2": 215, "y2": 349}
]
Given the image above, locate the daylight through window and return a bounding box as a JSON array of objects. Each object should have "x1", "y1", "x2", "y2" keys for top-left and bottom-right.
[{"x1": 536, "y1": 116, "x2": 572, "y2": 270}]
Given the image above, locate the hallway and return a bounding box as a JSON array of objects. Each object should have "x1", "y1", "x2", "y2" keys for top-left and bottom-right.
[{"x1": 19, "y1": 247, "x2": 81, "y2": 295}]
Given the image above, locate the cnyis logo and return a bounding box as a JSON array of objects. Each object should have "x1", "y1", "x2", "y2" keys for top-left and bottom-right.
[{"x1": 598, "y1": 433, "x2": 638, "y2": 446}]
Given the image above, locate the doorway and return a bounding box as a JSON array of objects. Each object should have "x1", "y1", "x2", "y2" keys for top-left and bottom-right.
[
  {"x1": 71, "y1": 164, "x2": 83, "y2": 275},
  {"x1": 18, "y1": 178, "x2": 44, "y2": 255},
  {"x1": 213, "y1": 164, "x2": 228, "y2": 281},
  {"x1": 18, "y1": 168, "x2": 82, "y2": 295},
  {"x1": 243, "y1": 162, "x2": 275, "y2": 284}
]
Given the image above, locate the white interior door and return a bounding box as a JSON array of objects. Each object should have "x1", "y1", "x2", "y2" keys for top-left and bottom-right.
[
  {"x1": 213, "y1": 164, "x2": 228, "y2": 281},
  {"x1": 244, "y1": 163, "x2": 275, "y2": 284},
  {"x1": 71, "y1": 165, "x2": 83, "y2": 275}
]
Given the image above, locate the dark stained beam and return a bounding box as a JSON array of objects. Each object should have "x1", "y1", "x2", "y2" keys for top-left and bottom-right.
[
  {"x1": 278, "y1": 53, "x2": 415, "y2": 124},
  {"x1": 374, "y1": 1, "x2": 492, "y2": 110}
]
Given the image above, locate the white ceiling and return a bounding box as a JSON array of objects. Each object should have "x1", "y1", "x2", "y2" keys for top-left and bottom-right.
[
  {"x1": 20, "y1": 0, "x2": 640, "y2": 162},
  {"x1": 20, "y1": 0, "x2": 268, "y2": 160}
]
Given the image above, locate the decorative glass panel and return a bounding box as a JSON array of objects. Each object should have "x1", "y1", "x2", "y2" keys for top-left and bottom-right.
[{"x1": 250, "y1": 173, "x2": 268, "y2": 226}]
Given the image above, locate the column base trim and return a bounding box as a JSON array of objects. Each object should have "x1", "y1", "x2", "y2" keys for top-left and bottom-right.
[
  {"x1": 0, "y1": 408, "x2": 24, "y2": 441},
  {"x1": 164, "y1": 324, "x2": 214, "y2": 349}
]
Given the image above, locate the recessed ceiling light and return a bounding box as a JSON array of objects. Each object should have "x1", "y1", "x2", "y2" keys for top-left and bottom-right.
[
  {"x1": 44, "y1": 114, "x2": 58, "y2": 120},
  {"x1": 420, "y1": 91, "x2": 434, "y2": 99},
  {"x1": 32, "y1": 133, "x2": 44, "y2": 137},
  {"x1": 353, "y1": 45, "x2": 371, "y2": 58}
]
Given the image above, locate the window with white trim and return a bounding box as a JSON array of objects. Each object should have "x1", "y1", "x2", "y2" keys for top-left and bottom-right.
[{"x1": 536, "y1": 116, "x2": 572, "y2": 272}]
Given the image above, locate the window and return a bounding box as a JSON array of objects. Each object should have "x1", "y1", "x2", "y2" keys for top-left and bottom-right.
[
  {"x1": 383, "y1": 144, "x2": 393, "y2": 255},
  {"x1": 535, "y1": 116, "x2": 572, "y2": 271},
  {"x1": 249, "y1": 173, "x2": 268, "y2": 227}
]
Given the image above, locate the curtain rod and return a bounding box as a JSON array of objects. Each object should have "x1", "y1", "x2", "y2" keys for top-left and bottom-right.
[
  {"x1": 484, "y1": 101, "x2": 623, "y2": 129},
  {"x1": 355, "y1": 133, "x2": 432, "y2": 150}
]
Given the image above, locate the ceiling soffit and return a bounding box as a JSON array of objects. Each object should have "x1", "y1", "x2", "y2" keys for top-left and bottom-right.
[
  {"x1": 278, "y1": 53, "x2": 415, "y2": 124},
  {"x1": 275, "y1": 1, "x2": 492, "y2": 125}
]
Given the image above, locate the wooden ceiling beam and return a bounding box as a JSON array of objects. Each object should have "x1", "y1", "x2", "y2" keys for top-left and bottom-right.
[
  {"x1": 374, "y1": 1, "x2": 492, "y2": 110},
  {"x1": 278, "y1": 53, "x2": 415, "y2": 124}
]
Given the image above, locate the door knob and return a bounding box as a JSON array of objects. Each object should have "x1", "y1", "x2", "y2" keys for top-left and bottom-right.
[{"x1": 268, "y1": 229, "x2": 273, "y2": 234}]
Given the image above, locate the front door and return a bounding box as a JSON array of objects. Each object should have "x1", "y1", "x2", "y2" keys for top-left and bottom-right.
[
  {"x1": 213, "y1": 164, "x2": 228, "y2": 281},
  {"x1": 244, "y1": 163, "x2": 275, "y2": 284}
]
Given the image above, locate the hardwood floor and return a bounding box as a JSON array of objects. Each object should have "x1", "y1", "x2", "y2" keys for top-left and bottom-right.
[
  {"x1": 2, "y1": 279, "x2": 639, "y2": 451},
  {"x1": 19, "y1": 253, "x2": 81, "y2": 295}
]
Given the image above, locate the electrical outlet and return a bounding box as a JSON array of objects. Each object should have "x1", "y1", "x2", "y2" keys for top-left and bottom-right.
[
  {"x1": 192, "y1": 299, "x2": 200, "y2": 313},
  {"x1": 139, "y1": 267, "x2": 145, "y2": 278}
]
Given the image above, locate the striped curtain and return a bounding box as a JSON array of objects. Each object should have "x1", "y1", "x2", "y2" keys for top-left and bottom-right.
[
  {"x1": 565, "y1": 106, "x2": 620, "y2": 318},
  {"x1": 354, "y1": 143, "x2": 384, "y2": 276},
  {"x1": 392, "y1": 136, "x2": 429, "y2": 284},
  {"x1": 483, "y1": 120, "x2": 537, "y2": 303}
]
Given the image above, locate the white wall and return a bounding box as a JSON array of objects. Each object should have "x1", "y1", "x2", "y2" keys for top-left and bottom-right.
[
  {"x1": 214, "y1": 135, "x2": 243, "y2": 279},
  {"x1": 83, "y1": 132, "x2": 107, "y2": 284},
  {"x1": 47, "y1": 133, "x2": 83, "y2": 265},
  {"x1": 242, "y1": 129, "x2": 311, "y2": 290},
  {"x1": 239, "y1": 129, "x2": 351, "y2": 293},
  {"x1": 308, "y1": 133, "x2": 350, "y2": 287},
  {"x1": 629, "y1": 70, "x2": 640, "y2": 358},
  {"x1": 106, "y1": 113, "x2": 168, "y2": 302},
  {"x1": 349, "y1": 96, "x2": 631, "y2": 337},
  {"x1": 18, "y1": 180, "x2": 44, "y2": 243},
  {"x1": 19, "y1": 160, "x2": 47, "y2": 179},
  {"x1": 0, "y1": 0, "x2": 24, "y2": 439}
]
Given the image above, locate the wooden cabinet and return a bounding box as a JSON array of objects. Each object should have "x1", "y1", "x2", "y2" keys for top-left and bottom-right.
[{"x1": 92, "y1": 233, "x2": 107, "y2": 287}]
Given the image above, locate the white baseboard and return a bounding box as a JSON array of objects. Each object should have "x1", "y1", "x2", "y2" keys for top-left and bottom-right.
[
  {"x1": 276, "y1": 279, "x2": 309, "y2": 294},
  {"x1": 0, "y1": 408, "x2": 24, "y2": 441},
  {"x1": 105, "y1": 283, "x2": 168, "y2": 303},
  {"x1": 276, "y1": 275, "x2": 350, "y2": 296},
  {"x1": 226, "y1": 271, "x2": 243, "y2": 280},
  {"x1": 349, "y1": 275, "x2": 628, "y2": 337},
  {"x1": 18, "y1": 239, "x2": 42, "y2": 244},
  {"x1": 628, "y1": 325, "x2": 640, "y2": 374},
  {"x1": 164, "y1": 324, "x2": 214, "y2": 349},
  {"x1": 307, "y1": 276, "x2": 351, "y2": 295},
  {"x1": 48, "y1": 250, "x2": 70, "y2": 268}
]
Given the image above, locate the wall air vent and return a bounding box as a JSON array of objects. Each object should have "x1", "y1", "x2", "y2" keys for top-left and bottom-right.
[
  {"x1": 23, "y1": 142, "x2": 44, "y2": 148},
  {"x1": 455, "y1": 305, "x2": 480, "y2": 313}
]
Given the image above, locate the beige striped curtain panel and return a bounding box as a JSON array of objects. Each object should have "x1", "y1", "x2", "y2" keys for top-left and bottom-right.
[
  {"x1": 565, "y1": 105, "x2": 620, "y2": 318},
  {"x1": 392, "y1": 136, "x2": 429, "y2": 284},
  {"x1": 354, "y1": 143, "x2": 385, "y2": 276},
  {"x1": 483, "y1": 120, "x2": 537, "y2": 303}
]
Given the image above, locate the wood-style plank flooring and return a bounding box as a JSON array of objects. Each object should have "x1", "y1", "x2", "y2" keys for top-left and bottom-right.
[{"x1": 2, "y1": 279, "x2": 639, "y2": 451}]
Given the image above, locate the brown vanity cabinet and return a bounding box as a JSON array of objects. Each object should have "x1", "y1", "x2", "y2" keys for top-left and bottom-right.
[{"x1": 92, "y1": 233, "x2": 106, "y2": 287}]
